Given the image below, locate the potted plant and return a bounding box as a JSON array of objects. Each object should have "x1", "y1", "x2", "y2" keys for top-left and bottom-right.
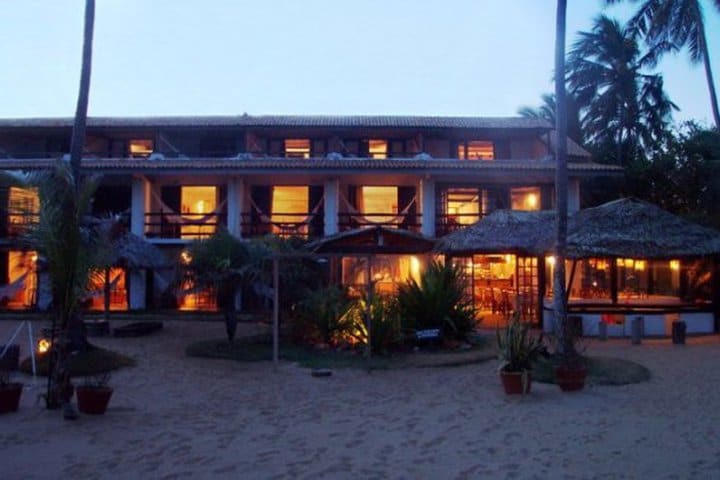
[
  {"x1": 554, "y1": 352, "x2": 588, "y2": 392},
  {"x1": 496, "y1": 313, "x2": 546, "y2": 395},
  {"x1": 0, "y1": 369, "x2": 23, "y2": 413},
  {"x1": 76, "y1": 372, "x2": 113, "y2": 414}
]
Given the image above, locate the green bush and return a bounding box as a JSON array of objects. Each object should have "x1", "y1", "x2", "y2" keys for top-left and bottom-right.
[
  {"x1": 397, "y1": 261, "x2": 475, "y2": 341},
  {"x1": 294, "y1": 286, "x2": 354, "y2": 345},
  {"x1": 345, "y1": 295, "x2": 405, "y2": 354}
]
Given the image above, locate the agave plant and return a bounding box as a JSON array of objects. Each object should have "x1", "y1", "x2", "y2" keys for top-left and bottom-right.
[
  {"x1": 397, "y1": 261, "x2": 475, "y2": 341},
  {"x1": 496, "y1": 313, "x2": 547, "y2": 373},
  {"x1": 345, "y1": 294, "x2": 404, "y2": 354}
]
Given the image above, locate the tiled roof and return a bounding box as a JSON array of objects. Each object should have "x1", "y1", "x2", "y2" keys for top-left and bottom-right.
[
  {"x1": 0, "y1": 157, "x2": 622, "y2": 174},
  {"x1": 0, "y1": 115, "x2": 552, "y2": 130}
]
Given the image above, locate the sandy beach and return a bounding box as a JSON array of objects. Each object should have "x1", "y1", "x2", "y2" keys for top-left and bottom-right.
[{"x1": 1, "y1": 319, "x2": 719, "y2": 479}]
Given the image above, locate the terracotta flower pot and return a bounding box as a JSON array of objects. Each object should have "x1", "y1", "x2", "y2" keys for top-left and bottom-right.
[
  {"x1": 500, "y1": 369, "x2": 532, "y2": 394},
  {"x1": 0, "y1": 383, "x2": 23, "y2": 413},
  {"x1": 554, "y1": 365, "x2": 588, "y2": 392},
  {"x1": 76, "y1": 386, "x2": 114, "y2": 415}
]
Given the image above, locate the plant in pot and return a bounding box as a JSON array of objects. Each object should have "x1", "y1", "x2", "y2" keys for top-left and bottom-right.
[
  {"x1": 76, "y1": 372, "x2": 113, "y2": 414},
  {"x1": 0, "y1": 369, "x2": 23, "y2": 413},
  {"x1": 496, "y1": 313, "x2": 546, "y2": 395}
]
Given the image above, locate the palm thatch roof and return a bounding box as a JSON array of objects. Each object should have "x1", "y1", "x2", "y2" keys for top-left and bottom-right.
[
  {"x1": 567, "y1": 198, "x2": 720, "y2": 258},
  {"x1": 435, "y1": 198, "x2": 720, "y2": 259},
  {"x1": 308, "y1": 226, "x2": 434, "y2": 255},
  {"x1": 435, "y1": 210, "x2": 556, "y2": 256},
  {"x1": 111, "y1": 233, "x2": 171, "y2": 269}
]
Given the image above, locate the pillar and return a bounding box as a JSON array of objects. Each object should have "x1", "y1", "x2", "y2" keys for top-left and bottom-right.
[
  {"x1": 131, "y1": 176, "x2": 150, "y2": 237},
  {"x1": 128, "y1": 269, "x2": 146, "y2": 310},
  {"x1": 227, "y1": 177, "x2": 245, "y2": 238},
  {"x1": 568, "y1": 178, "x2": 581, "y2": 213},
  {"x1": 324, "y1": 178, "x2": 339, "y2": 236},
  {"x1": 420, "y1": 177, "x2": 436, "y2": 238}
]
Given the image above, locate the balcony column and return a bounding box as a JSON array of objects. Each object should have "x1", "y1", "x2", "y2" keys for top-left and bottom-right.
[
  {"x1": 324, "y1": 178, "x2": 339, "y2": 236},
  {"x1": 227, "y1": 177, "x2": 245, "y2": 238},
  {"x1": 131, "y1": 176, "x2": 150, "y2": 237},
  {"x1": 568, "y1": 178, "x2": 580, "y2": 213},
  {"x1": 420, "y1": 177, "x2": 436, "y2": 238}
]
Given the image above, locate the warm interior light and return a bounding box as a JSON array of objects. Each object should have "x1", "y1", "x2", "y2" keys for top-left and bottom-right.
[
  {"x1": 129, "y1": 139, "x2": 154, "y2": 157},
  {"x1": 180, "y1": 186, "x2": 217, "y2": 238},
  {"x1": 634, "y1": 260, "x2": 646, "y2": 271},
  {"x1": 511, "y1": 187, "x2": 541, "y2": 211},
  {"x1": 37, "y1": 338, "x2": 51, "y2": 354},
  {"x1": 669, "y1": 260, "x2": 680, "y2": 271},
  {"x1": 181, "y1": 250, "x2": 192, "y2": 265},
  {"x1": 368, "y1": 139, "x2": 388, "y2": 159},
  {"x1": 527, "y1": 193, "x2": 538, "y2": 209},
  {"x1": 271, "y1": 186, "x2": 309, "y2": 236},
  {"x1": 284, "y1": 139, "x2": 311, "y2": 159},
  {"x1": 547, "y1": 256, "x2": 556, "y2": 266},
  {"x1": 410, "y1": 256, "x2": 421, "y2": 280}
]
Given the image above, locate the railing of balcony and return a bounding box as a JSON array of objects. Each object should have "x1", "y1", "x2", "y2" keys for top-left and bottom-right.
[
  {"x1": 4, "y1": 212, "x2": 39, "y2": 238},
  {"x1": 240, "y1": 212, "x2": 322, "y2": 239},
  {"x1": 435, "y1": 213, "x2": 485, "y2": 237},
  {"x1": 338, "y1": 212, "x2": 422, "y2": 232},
  {"x1": 144, "y1": 211, "x2": 225, "y2": 240}
]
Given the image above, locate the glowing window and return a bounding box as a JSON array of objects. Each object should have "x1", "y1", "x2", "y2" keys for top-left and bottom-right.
[
  {"x1": 271, "y1": 186, "x2": 309, "y2": 237},
  {"x1": 360, "y1": 186, "x2": 397, "y2": 218},
  {"x1": 511, "y1": 187, "x2": 540, "y2": 211},
  {"x1": 284, "y1": 139, "x2": 311, "y2": 159},
  {"x1": 446, "y1": 188, "x2": 486, "y2": 225},
  {"x1": 368, "y1": 140, "x2": 388, "y2": 159},
  {"x1": 88, "y1": 268, "x2": 128, "y2": 311},
  {"x1": 180, "y1": 186, "x2": 217, "y2": 239},
  {"x1": 6, "y1": 250, "x2": 38, "y2": 308},
  {"x1": 8, "y1": 187, "x2": 39, "y2": 234},
  {"x1": 458, "y1": 141, "x2": 494, "y2": 160},
  {"x1": 129, "y1": 139, "x2": 154, "y2": 158}
]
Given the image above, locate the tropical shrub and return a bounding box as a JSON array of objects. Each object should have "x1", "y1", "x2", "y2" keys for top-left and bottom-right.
[
  {"x1": 294, "y1": 286, "x2": 353, "y2": 346},
  {"x1": 345, "y1": 295, "x2": 405, "y2": 354},
  {"x1": 397, "y1": 261, "x2": 475, "y2": 341},
  {"x1": 497, "y1": 313, "x2": 546, "y2": 373}
]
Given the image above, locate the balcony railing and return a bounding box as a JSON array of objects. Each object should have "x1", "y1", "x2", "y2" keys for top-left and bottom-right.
[
  {"x1": 338, "y1": 212, "x2": 421, "y2": 232},
  {"x1": 4, "y1": 212, "x2": 39, "y2": 238},
  {"x1": 435, "y1": 213, "x2": 484, "y2": 237},
  {"x1": 240, "y1": 212, "x2": 322, "y2": 239},
  {"x1": 144, "y1": 211, "x2": 225, "y2": 240}
]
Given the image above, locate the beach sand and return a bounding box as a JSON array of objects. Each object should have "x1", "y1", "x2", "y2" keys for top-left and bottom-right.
[{"x1": 1, "y1": 319, "x2": 719, "y2": 479}]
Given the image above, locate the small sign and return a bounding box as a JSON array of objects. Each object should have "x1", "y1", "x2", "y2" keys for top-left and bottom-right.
[{"x1": 415, "y1": 328, "x2": 441, "y2": 340}]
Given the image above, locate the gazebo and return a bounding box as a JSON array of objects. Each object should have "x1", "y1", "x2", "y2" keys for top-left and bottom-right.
[{"x1": 436, "y1": 198, "x2": 720, "y2": 335}]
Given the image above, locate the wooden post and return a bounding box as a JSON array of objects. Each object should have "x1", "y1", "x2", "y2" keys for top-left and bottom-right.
[
  {"x1": 564, "y1": 259, "x2": 577, "y2": 304},
  {"x1": 365, "y1": 255, "x2": 372, "y2": 359},
  {"x1": 272, "y1": 257, "x2": 279, "y2": 371},
  {"x1": 610, "y1": 259, "x2": 618, "y2": 304}
]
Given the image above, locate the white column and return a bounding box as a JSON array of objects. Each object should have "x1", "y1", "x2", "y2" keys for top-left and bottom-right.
[
  {"x1": 420, "y1": 178, "x2": 436, "y2": 238},
  {"x1": 324, "y1": 178, "x2": 339, "y2": 236},
  {"x1": 128, "y1": 270, "x2": 146, "y2": 310},
  {"x1": 227, "y1": 177, "x2": 245, "y2": 238},
  {"x1": 568, "y1": 178, "x2": 581, "y2": 213},
  {"x1": 131, "y1": 176, "x2": 150, "y2": 237}
]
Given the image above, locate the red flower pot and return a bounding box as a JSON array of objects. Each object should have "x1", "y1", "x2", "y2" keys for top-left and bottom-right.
[
  {"x1": 0, "y1": 383, "x2": 23, "y2": 413},
  {"x1": 76, "y1": 386, "x2": 114, "y2": 415},
  {"x1": 500, "y1": 369, "x2": 532, "y2": 394},
  {"x1": 555, "y1": 365, "x2": 588, "y2": 392}
]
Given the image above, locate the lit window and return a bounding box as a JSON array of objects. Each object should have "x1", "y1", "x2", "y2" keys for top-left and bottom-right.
[
  {"x1": 8, "y1": 187, "x2": 39, "y2": 234},
  {"x1": 129, "y1": 139, "x2": 154, "y2": 158},
  {"x1": 446, "y1": 188, "x2": 485, "y2": 225},
  {"x1": 271, "y1": 186, "x2": 309, "y2": 237},
  {"x1": 284, "y1": 139, "x2": 311, "y2": 159},
  {"x1": 511, "y1": 187, "x2": 540, "y2": 211},
  {"x1": 368, "y1": 140, "x2": 388, "y2": 159},
  {"x1": 458, "y1": 141, "x2": 494, "y2": 160},
  {"x1": 7, "y1": 250, "x2": 38, "y2": 308},
  {"x1": 88, "y1": 268, "x2": 128, "y2": 311},
  {"x1": 180, "y1": 186, "x2": 217, "y2": 239},
  {"x1": 360, "y1": 186, "x2": 398, "y2": 220}
]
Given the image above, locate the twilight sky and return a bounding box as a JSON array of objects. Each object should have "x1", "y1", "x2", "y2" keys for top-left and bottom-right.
[{"x1": 0, "y1": 0, "x2": 718, "y2": 126}]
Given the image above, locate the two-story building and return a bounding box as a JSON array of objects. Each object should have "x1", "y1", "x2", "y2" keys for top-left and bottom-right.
[{"x1": 0, "y1": 115, "x2": 618, "y2": 319}]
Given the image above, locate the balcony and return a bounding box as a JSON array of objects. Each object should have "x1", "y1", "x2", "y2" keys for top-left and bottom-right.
[
  {"x1": 144, "y1": 211, "x2": 225, "y2": 240},
  {"x1": 241, "y1": 212, "x2": 323, "y2": 239}
]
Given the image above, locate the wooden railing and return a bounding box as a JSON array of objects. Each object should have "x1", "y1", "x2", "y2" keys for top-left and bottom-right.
[
  {"x1": 240, "y1": 212, "x2": 322, "y2": 239},
  {"x1": 338, "y1": 212, "x2": 421, "y2": 232},
  {"x1": 144, "y1": 211, "x2": 225, "y2": 240}
]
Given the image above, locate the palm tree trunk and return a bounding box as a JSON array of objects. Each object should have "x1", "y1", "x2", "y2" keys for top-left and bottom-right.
[
  {"x1": 698, "y1": 15, "x2": 720, "y2": 129},
  {"x1": 553, "y1": 0, "x2": 572, "y2": 356}
]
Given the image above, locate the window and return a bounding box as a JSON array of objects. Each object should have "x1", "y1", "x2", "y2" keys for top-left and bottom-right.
[
  {"x1": 88, "y1": 268, "x2": 128, "y2": 311},
  {"x1": 342, "y1": 255, "x2": 422, "y2": 296},
  {"x1": 445, "y1": 188, "x2": 486, "y2": 226},
  {"x1": 129, "y1": 139, "x2": 154, "y2": 158},
  {"x1": 271, "y1": 186, "x2": 309, "y2": 237},
  {"x1": 284, "y1": 139, "x2": 311, "y2": 159},
  {"x1": 368, "y1": 140, "x2": 388, "y2": 159},
  {"x1": 359, "y1": 186, "x2": 398, "y2": 222},
  {"x1": 8, "y1": 187, "x2": 39, "y2": 235},
  {"x1": 457, "y1": 140, "x2": 494, "y2": 160},
  {"x1": 510, "y1": 187, "x2": 540, "y2": 211},
  {"x1": 180, "y1": 186, "x2": 217, "y2": 239},
  {"x1": 6, "y1": 250, "x2": 37, "y2": 308}
]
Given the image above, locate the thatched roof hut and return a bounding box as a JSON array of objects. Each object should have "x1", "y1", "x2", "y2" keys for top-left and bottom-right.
[
  {"x1": 435, "y1": 198, "x2": 720, "y2": 259},
  {"x1": 567, "y1": 198, "x2": 720, "y2": 259},
  {"x1": 308, "y1": 226, "x2": 434, "y2": 255},
  {"x1": 435, "y1": 210, "x2": 555, "y2": 256},
  {"x1": 112, "y1": 233, "x2": 171, "y2": 269}
]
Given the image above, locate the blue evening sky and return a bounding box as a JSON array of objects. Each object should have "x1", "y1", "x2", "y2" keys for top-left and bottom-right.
[{"x1": 0, "y1": 0, "x2": 718, "y2": 126}]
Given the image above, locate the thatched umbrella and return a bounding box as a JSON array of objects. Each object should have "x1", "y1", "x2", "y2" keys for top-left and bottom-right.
[
  {"x1": 434, "y1": 210, "x2": 556, "y2": 256},
  {"x1": 567, "y1": 198, "x2": 720, "y2": 259}
]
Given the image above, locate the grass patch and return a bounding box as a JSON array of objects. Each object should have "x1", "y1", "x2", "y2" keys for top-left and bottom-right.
[
  {"x1": 532, "y1": 355, "x2": 651, "y2": 386},
  {"x1": 186, "y1": 339, "x2": 495, "y2": 370},
  {"x1": 20, "y1": 345, "x2": 136, "y2": 377}
]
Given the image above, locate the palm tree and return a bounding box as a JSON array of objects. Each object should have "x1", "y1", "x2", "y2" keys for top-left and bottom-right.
[
  {"x1": 606, "y1": 0, "x2": 720, "y2": 129},
  {"x1": 553, "y1": 0, "x2": 572, "y2": 359},
  {"x1": 182, "y1": 230, "x2": 268, "y2": 343},
  {"x1": 566, "y1": 15, "x2": 677, "y2": 166},
  {"x1": 518, "y1": 92, "x2": 585, "y2": 144}
]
